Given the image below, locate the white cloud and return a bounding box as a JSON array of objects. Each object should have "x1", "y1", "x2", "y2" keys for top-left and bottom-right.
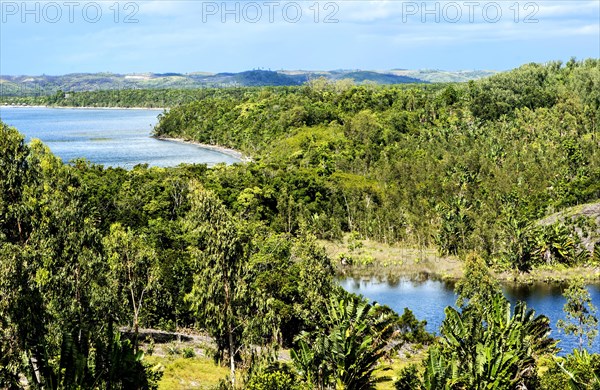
[{"x1": 536, "y1": 0, "x2": 599, "y2": 18}]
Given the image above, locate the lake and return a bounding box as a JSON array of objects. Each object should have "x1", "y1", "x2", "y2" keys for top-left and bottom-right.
[
  {"x1": 0, "y1": 106, "x2": 240, "y2": 168},
  {"x1": 340, "y1": 277, "x2": 600, "y2": 354}
]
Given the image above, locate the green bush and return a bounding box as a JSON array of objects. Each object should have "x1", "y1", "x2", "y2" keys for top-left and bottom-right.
[
  {"x1": 182, "y1": 347, "x2": 196, "y2": 359},
  {"x1": 394, "y1": 364, "x2": 422, "y2": 390}
]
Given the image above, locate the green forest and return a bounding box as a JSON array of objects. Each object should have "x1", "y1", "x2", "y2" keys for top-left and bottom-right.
[
  {"x1": 153, "y1": 58, "x2": 600, "y2": 271},
  {"x1": 1, "y1": 59, "x2": 599, "y2": 389}
]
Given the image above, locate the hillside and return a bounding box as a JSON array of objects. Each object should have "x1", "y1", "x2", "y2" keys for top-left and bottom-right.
[
  {"x1": 389, "y1": 69, "x2": 497, "y2": 83},
  {"x1": 538, "y1": 201, "x2": 600, "y2": 254},
  {"x1": 152, "y1": 59, "x2": 600, "y2": 271},
  {"x1": 0, "y1": 68, "x2": 496, "y2": 95}
]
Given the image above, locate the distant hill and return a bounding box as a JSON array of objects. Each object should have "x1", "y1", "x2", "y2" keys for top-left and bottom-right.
[
  {"x1": 0, "y1": 68, "x2": 497, "y2": 95},
  {"x1": 389, "y1": 69, "x2": 497, "y2": 83}
]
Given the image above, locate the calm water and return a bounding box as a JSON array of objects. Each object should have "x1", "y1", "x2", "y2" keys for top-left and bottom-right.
[
  {"x1": 340, "y1": 277, "x2": 600, "y2": 354},
  {"x1": 0, "y1": 107, "x2": 240, "y2": 168}
]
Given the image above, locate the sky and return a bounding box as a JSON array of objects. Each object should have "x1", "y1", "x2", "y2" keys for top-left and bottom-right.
[{"x1": 0, "y1": 0, "x2": 598, "y2": 75}]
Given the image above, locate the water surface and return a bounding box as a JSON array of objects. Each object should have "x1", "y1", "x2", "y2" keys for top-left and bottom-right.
[
  {"x1": 340, "y1": 277, "x2": 600, "y2": 354},
  {"x1": 0, "y1": 107, "x2": 240, "y2": 168}
]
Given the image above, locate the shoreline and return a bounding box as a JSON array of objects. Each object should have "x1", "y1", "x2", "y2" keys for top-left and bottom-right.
[
  {"x1": 1, "y1": 104, "x2": 166, "y2": 111},
  {"x1": 1, "y1": 105, "x2": 251, "y2": 163},
  {"x1": 153, "y1": 135, "x2": 252, "y2": 162},
  {"x1": 338, "y1": 263, "x2": 600, "y2": 285},
  {"x1": 322, "y1": 239, "x2": 600, "y2": 285}
]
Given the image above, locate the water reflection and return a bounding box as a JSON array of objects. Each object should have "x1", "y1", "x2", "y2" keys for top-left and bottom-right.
[
  {"x1": 339, "y1": 276, "x2": 600, "y2": 354},
  {"x1": 339, "y1": 277, "x2": 458, "y2": 336},
  {"x1": 503, "y1": 282, "x2": 567, "y2": 301}
]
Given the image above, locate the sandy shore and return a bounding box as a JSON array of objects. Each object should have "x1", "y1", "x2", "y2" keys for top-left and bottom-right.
[{"x1": 154, "y1": 136, "x2": 251, "y2": 162}]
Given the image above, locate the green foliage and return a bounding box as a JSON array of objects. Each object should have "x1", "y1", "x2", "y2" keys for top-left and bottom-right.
[
  {"x1": 394, "y1": 364, "x2": 422, "y2": 390},
  {"x1": 104, "y1": 222, "x2": 159, "y2": 349},
  {"x1": 247, "y1": 232, "x2": 335, "y2": 347},
  {"x1": 0, "y1": 123, "x2": 30, "y2": 243},
  {"x1": 434, "y1": 294, "x2": 556, "y2": 389},
  {"x1": 533, "y1": 223, "x2": 587, "y2": 266},
  {"x1": 468, "y1": 62, "x2": 560, "y2": 120},
  {"x1": 0, "y1": 131, "x2": 339, "y2": 387},
  {"x1": 421, "y1": 346, "x2": 454, "y2": 390},
  {"x1": 541, "y1": 349, "x2": 600, "y2": 390},
  {"x1": 418, "y1": 291, "x2": 557, "y2": 389},
  {"x1": 246, "y1": 370, "x2": 298, "y2": 390},
  {"x1": 245, "y1": 362, "x2": 303, "y2": 390},
  {"x1": 105, "y1": 332, "x2": 163, "y2": 390},
  {"x1": 291, "y1": 291, "x2": 400, "y2": 389},
  {"x1": 0, "y1": 124, "x2": 161, "y2": 389},
  {"x1": 455, "y1": 253, "x2": 500, "y2": 309},
  {"x1": 149, "y1": 59, "x2": 600, "y2": 265},
  {"x1": 183, "y1": 183, "x2": 249, "y2": 386},
  {"x1": 557, "y1": 278, "x2": 599, "y2": 350},
  {"x1": 409, "y1": 259, "x2": 558, "y2": 389},
  {"x1": 397, "y1": 308, "x2": 435, "y2": 345},
  {"x1": 182, "y1": 347, "x2": 196, "y2": 359},
  {"x1": 435, "y1": 196, "x2": 473, "y2": 256},
  {"x1": 2, "y1": 58, "x2": 600, "y2": 387},
  {"x1": 499, "y1": 211, "x2": 534, "y2": 271}
]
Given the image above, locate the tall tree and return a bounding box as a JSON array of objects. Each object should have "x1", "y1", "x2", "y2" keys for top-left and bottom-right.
[
  {"x1": 557, "y1": 278, "x2": 598, "y2": 351},
  {"x1": 184, "y1": 183, "x2": 249, "y2": 387},
  {"x1": 455, "y1": 253, "x2": 500, "y2": 309},
  {"x1": 0, "y1": 125, "x2": 160, "y2": 389},
  {"x1": 104, "y1": 223, "x2": 158, "y2": 351}
]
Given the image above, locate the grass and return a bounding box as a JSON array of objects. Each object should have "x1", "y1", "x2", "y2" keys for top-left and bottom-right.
[
  {"x1": 320, "y1": 235, "x2": 463, "y2": 281},
  {"x1": 322, "y1": 234, "x2": 600, "y2": 283},
  {"x1": 145, "y1": 355, "x2": 230, "y2": 390},
  {"x1": 495, "y1": 264, "x2": 600, "y2": 283},
  {"x1": 376, "y1": 346, "x2": 429, "y2": 390}
]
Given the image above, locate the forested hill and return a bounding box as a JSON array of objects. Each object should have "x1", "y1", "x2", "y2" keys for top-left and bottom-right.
[
  {"x1": 0, "y1": 68, "x2": 495, "y2": 95},
  {"x1": 154, "y1": 59, "x2": 600, "y2": 271}
]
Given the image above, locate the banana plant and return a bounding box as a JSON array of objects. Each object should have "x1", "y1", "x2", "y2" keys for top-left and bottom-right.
[
  {"x1": 425, "y1": 292, "x2": 557, "y2": 390},
  {"x1": 555, "y1": 349, "x2": 600, "y2": 390},
  {"x1": 292, "y1": 292, "x2": 400, "y2": 389}
]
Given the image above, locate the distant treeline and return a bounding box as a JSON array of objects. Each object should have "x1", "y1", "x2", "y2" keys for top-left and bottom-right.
[{"x1": 0, "y1": 83, "x2": 446, "y2": 108}]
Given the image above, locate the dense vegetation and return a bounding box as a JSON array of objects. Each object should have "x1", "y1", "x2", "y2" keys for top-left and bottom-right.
[
  {"x1": 1, "y1": 59, "x2": 599, "y2": 389},
  {"x1": 0, "y1": 83, "x2": 447, "y2": 109},
  {"x1": 154, "y1": 58, "x2": 600, "y2": 272},
  {"x1": 0, "y1": 123, "x2": 345, "y2": 387}
]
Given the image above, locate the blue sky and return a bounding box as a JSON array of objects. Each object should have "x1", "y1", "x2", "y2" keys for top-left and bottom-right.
[{"x1": 1, "y1": 0, "x2": 598, "y2": 75}]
